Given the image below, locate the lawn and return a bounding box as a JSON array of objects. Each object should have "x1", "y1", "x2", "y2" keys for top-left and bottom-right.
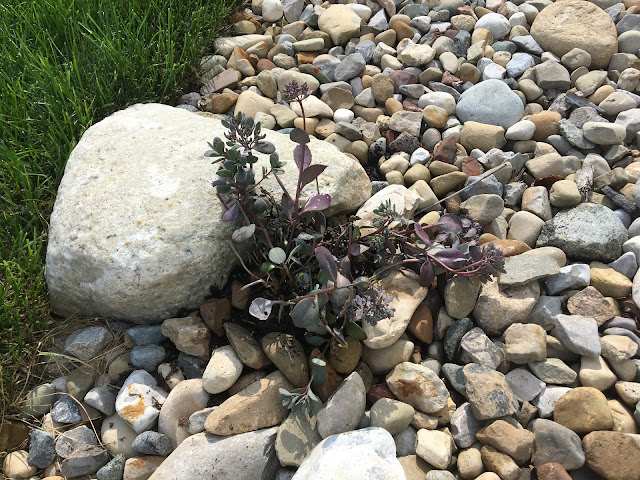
[{"x1": 0, "y1": 0, "x2": 235, "y2": 415}]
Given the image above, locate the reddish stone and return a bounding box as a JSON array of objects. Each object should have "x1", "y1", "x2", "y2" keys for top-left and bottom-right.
[
  {"x1": 457, "y1": 5, "x2": 478, "y2": 18},
  {"x1": 444, "y1": 29, "x2": 459, "y2": 40},
  {"x1": 402, "y1": 101, "x2": 422, "y2": 112},
  {"x1": 461, "y1": 156, "x2": 482, "y2": 176},
  {"x1": 408, "y1": 304, "x2": 434, "y2": 343},
  {"x1": 432, "y1": 135, "x2": 457, "y2": 163},
  {"x1": 537, "y1": 463, "x2": 572, "y2": 480},
  {"x1": 389, "y1": 70, "x2": 419, "y2": 93},
  {"x1": 297, "y1": 52, "x2": 320, "y2": 64},
  {"x1": 256, "y1": 59, "x2": 277, "y2": 72},
  {"x1": 367, "y1": 383, "x2": 397, "y2": 404},
  {"x1": 441, "y1": 71, "x2": 461, "y2": 86}
]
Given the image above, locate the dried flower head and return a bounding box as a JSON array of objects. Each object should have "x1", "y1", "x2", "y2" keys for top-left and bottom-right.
[{"x1": 283, "y1": 80, "x2": 311, "y2": 103}]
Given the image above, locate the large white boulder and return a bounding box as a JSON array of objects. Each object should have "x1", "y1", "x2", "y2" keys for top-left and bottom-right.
[{"x1": 46, "y1": 104, "x2": 370, "y2": 323}]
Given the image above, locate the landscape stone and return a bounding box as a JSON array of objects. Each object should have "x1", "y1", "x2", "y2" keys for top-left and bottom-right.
[{"x1": 46, "y1": 104, "x2": 370, "y2": 323}]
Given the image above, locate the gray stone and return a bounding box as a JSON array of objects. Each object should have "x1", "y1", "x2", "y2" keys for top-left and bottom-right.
[
  {"x1": 51, "y1": 395, "x2": 81, "y2": 424},
  {"x1": 84, "y1": 387, "x2": 116, "y2": 416},
  {"x1": 316, "y1": 372, "x2": 366, "y2": 438},
  {"x1": 60, "y1": 445, "x2": 109, "y2": 478},
  {"x1": 64, "y1": 326, "x2": 113, "y2": 361},
  {"x1": 531, "y1": 419, "x2": 585, "y2": 470},
  {"x1": 97, "y1": 453, "x2": 125, "y2": 480},
  {"x1": 528, "y1": 295, "x2": 563, "y2": 331},
  {"x1": 609, "y1": 251, "x2": 638, "y2": 279},
  {"x1": 512, "y1": 35, "x2": 544, "y2": 55},
  {"x1": 456, "y1": 79, "x2": 524, "y2": 129},
  {"x1": 46, "y1": 104, "x2": 370, "y2": 323},
  {"x1": 450, "y1": 402, "x2": 485, "y2": 449},
  {"x1": 132, "y1": 431, "x2": 173, "y2": 456},
  {"x1": 442, "y1": 363, "x2": 467, "y2": 397},
  {"x1": 333, "y1": 53, "x2": 366, "y2": 82},
  {"x1": 499, "y1": 254, "x2": 560, "y2": 288},
  {"x1": 552, "y1": 314, "x2": 602, "y2": 357},
  {"x1": 148, "y1": 428, "x2": 280, "y2": 480},
  {"x1": 459, "y1": 328, "x2": 504, "y2": 370},
  {"x1": 130, "y1": 345, "x2": 166, "y2": 372},
  {"x1": 529, "y1": 358, "x2": 577, "y2": 385},
  {"x1": 506, "y1": 53, "x2": 535, "y2": 78},
  {"x1": 27, "y1": 429, "x2": 56, "y2": 469},
  {"x1": 545, "y1": 264, "x2": 590, "y2": 295},
  {"x1": 505, "y1": 368, "x2": 546, "y2": 403},
  {"x1": 292, "y1": 428, "x2": 405, "y2": 480},
  {"x1": 56, "y1": 425, "x2": 99, "y2": 458},
  {"x1": 615, "y1": 108, "x2": 640, "y2": 143},
  {"x1": 536, "y1": 204, "x2": 628, "y2": 263},
  {"x1": 393, "y1": 426, "x2": 417, "y2": 457},
  {"x1": 536, "y1": 61, "x2": 570, "y2": 90},
  {"x1": 125, "y1": 325, "x2": 166, "y2": 346}
]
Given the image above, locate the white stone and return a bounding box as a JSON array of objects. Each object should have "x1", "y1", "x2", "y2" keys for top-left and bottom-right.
[
  {"x1": 532, "y1": 386, "x2": 571, "y2": 418},
  {"x1": 115, "y1": 370, "x2": 167, "y2": 433},
  {"x1": 416, "y1": 429, "x2": 452, "y2": 469},
  {"x1": 505, "y1": 120, "x2": 536, "y2": 141},
  {"x1": 46, "y1": 104, "x2": 370, "y2": 323},
  {"x1": 262, "y1": 0, "x2": 284, "y2": 22},
  {"x1": 334, "y1": 108, "x2": 355, "y2": 123},
  {"x1": 203, "y1": 345, "x2": 244, "y2": 394},
  {"x1": 418, "y1": 92, "x2": 456, "y2": 115},
  {"x1": 292, "y1": 428, "x2": 405, "y2": 480}
]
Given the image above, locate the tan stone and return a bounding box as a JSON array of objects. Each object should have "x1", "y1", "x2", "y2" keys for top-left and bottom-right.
[
  {"x1": 528, "y1": 111, "x2": 562, "y2": 142},
  {"x1": 589, "y1": 261, "x2": 633, "y2": 298},
  {"x1": 460, "y1": 121, "x2": 506, "y2": 152},
  {"x1": 204, "y1": 371, "x2": 293, "y2": 435},
  {"x1": 582, "y1": 431, "x2": 640, "y2": 480},
  {"x1": 476, "y1": 420, "x2": 534, "y2": 465},
  {"x1": 553, "y1": 387, "x2": 613, "y2": 434}
]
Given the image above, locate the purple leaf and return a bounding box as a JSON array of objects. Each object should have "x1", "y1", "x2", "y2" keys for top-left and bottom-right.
[
  {"x1": 294, "y1": 144, "x2": 312, "y2": 171},
  {"x1": 349, "y1": 244, "x2": 369, "y2": 256},
  {"x1": 414, "y1": 223, "x2": 432, "y2": 247},
  {"x1": 299, "y1": 164, "x2": 327, "y2": 189},
  {"x1": 302, "y1": 194, "x2": 331, "y2": 213},
  {"x1": 281, "y1": 192, "x2": 294, "y2": 219},
  {"x1": 290, "y1": 128, "x2": 310, "y2": 144},
  {"x1": 315, "y1": 246, "x2": 337, "y2": 282},
  {"x1": 419, "y1": 260, "x2": 435, "y2": 287},
  {"x1": 212, "y1": 179, "x2": 232, "y2": 187},
  {"x1": 435, "y1": 214, "x2": 463, "y2": 234},
  {"x1": 340, "y1": 256, "x2": 352, "y2": 277},
  {"x1": 222, "y1": 203, "x2": 239, "y2": 221},
  {"x1": 434, "y1": 248, "x2": 468, "y2": 269}
]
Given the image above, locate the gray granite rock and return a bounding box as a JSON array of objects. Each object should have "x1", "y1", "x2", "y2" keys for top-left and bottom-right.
[
  {"x1": 97, "y1": 453, "x2": 125, "y2": 480},
  {"x1": 531, "y1": 419, "x2": 585, "y2": 470},
  {"x1": 64, "y1": 326, "x2": 113, "y2": 361},
  {"x1": 552, "y1": 314, "x2": 601, "y2": 357},
  {"x1": 51, "y1": 395, "x2": 81, "y2": 424},
  {"x1": 536, "y1": 204, "x2": 628, "y2": 263},
  {"x1": 132, "y1": 431, "x2": 173, "y2": 456},
  {"x1": 27, "y1": 429, "x2": 56, "y2": 469},
  {"x1": 56, "y1": 425, "x2": 99, "y2": 458},
  {"x1": 60, "y1": 445, "x2": 109, "y2": 478}
]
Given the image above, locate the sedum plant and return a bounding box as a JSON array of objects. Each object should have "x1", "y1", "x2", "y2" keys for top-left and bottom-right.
[{"x1": 205, "y1": 80, "x2": 505, "y2": 411}]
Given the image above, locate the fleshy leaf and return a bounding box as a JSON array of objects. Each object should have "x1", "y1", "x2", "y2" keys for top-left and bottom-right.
[
  {"x1": 294, "y1": 144, "x2": 312, "y2": 171},
  {"x1": 232, "y1": 224, "x2": 256, "y2": 243},
  {"x1": 291, "y1": 297, "x2": 323, "y2": 333},
  {"x1": 222, "y1": 203, "x2": 239, "y2": 221},
  {"x1": 414, "y1": 223, "x2": 432, "y2": 247},
  {"x1": 434, "y1": 248, "x2": 468, "y2": 269},
  {"x1": 349, "y1": 244, "x2": 369, "y2": 256},
  {"x1": 249, "y1": 297, "x2": 274, "y2": 320},
  {"x1": 302, "y1": 194, "x2": 331, "y2": 213},
  {"x1": 269, "y1": 247, "x2": 287, "y2": 264},
  {"x1": 419, "y1": 260, "x2": 435, "y2": 287},
  {"x1": 345, "y1": 321, "x2": 367, "y2": 340},
  {"x1": 299, "y1": 164, "x2": 326, "y2": 189},
  {"x1": 315, "y1": 246, "x2": 337, "y2": 283},
  {"x1": 290, "y1": 128, "x2": 310, "y2": 144},
  {"x1": 435, "y1": 213, "x2": 463, "y2": 234},
  {"x1": 255, "y1": 141, "x2": 275, "y2": 154}
]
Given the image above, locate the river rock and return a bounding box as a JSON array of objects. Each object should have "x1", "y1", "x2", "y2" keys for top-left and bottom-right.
[
  {"x1": 530, "y1": 0, "x2": 618, "y2": 69},
  {"x1": 157, "y1": 379, "x2": 210, "y2": 448},
  {"x1": 147, "y1": 428, "x2": 281, "y2": 480},
  {"x1": 317, "y1": 372, "x2": 366, "y2": 438},
  {"x1": 292, "y1": 428, "x2": 405, "y2": 480},
  {"x1": 456, "y1": 79, "x2": 524, "y2": 130},
  {"x1": 386, "y1": 362, "x2": 450, "y2": 414}
]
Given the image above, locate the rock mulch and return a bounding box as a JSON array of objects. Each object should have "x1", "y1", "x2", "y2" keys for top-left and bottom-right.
[{"x1": 8, "y1": 0, "x2": 640, "y2": 479}]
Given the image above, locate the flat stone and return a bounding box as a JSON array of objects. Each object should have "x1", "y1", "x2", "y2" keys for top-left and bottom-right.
[
  {"x1": 64, "y1": 326, "x2": 113, "y2": 361},
  {"x1": 552, "y1": 314, "x2": 601, "y2": 357},
  {"x1": 60, "y1": 446, "x2": 109, "y2": 478},
  {"x1": 545, "y1": 264, "x2": 590, "y2": 295},
  {"x1": 204, "y1": 371, "x2": 293, "y2": 435},
  {"x1": 506, "y1": 368, "x2": 546, "y2": 402},
  {"x1": 499, "y1": 254, "x2": 560, "y2": 288},
  {"x1": 529, "y1": 358, "x2": 576, "y2": 385},
  {"x1": 56, "y1": 425, "x2": 98, "y2": 458}
]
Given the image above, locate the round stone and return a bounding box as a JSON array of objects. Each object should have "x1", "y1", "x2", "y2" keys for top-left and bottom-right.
[{"x1": 456, "y1": 79, "x2": 524, "y2": 129}]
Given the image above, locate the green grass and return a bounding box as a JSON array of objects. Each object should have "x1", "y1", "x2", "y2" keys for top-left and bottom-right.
[{"x1": 0, "y1": 0, "x2": 235, "y2": 415}]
